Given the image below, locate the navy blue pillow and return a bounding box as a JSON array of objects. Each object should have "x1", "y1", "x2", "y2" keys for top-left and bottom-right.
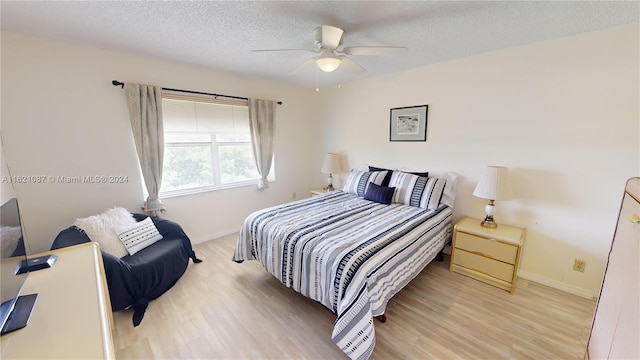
[
  {"x1": 369, "y1": 166, "x2": 392, "y2": 172},
  {"x1": 408, "y1": 170, "x2": 429, "y2": 177},
  {"x1": 368, "y1": 166, "x2": 429, "y2": 185},
  {"x1": 364, "y1": 183, "x2": 395, "y2": 205}
]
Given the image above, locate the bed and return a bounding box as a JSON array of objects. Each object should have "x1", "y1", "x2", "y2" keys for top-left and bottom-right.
[{"x1": 233, "y1": 169, "x2": 457, "y2": 359}]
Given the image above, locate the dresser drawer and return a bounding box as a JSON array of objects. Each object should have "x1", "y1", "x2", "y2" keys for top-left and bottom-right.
[
  {"x1": 453, "y1": 249, "x2": 515, "y2": 283},
  {"x1": 455, "y1": 232, "x2": 518, "y2": 264}
]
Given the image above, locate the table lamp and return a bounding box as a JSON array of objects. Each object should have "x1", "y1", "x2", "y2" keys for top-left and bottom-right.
[
  {"x1": 472, "y1": 166, "x2": 513, "y2": 228},
  {"x1": 321, "y1": 153, "x2": 341, "y2": 191}
]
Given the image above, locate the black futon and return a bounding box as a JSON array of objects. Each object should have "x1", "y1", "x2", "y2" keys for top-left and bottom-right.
[{"x1": 51, "y1": 214, "x2": 202, "y2": 326}]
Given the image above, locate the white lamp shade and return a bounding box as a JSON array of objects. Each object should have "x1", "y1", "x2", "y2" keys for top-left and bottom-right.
[
  {"x1": 473, "y1": 166, "x2": 513, "y2": 201},
  {"x1": 321, "y1": 153, "x2": 341, "y2": 174}
]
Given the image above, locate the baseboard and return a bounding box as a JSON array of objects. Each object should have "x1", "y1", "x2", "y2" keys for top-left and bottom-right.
[
  {"x1": 190, "y1": 228, "x2": 238, "y2": 245},
  {"x1": 518, "y1": 270, "x2": 598, "y2": 299}
]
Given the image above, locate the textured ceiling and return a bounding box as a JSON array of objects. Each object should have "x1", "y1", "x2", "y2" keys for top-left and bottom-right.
[{"x1": 1, "y1": 1, "x2": 638, "y2": 88}]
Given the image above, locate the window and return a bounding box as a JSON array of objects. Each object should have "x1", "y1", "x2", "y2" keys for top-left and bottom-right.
[{"x1": 160, "y1": 95, "x2": 274, "y2": 196}]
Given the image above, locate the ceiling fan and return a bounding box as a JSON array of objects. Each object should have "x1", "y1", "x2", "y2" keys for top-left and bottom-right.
[{"x1": 252, "y1": 25, "x2": 407, "y2": 74}]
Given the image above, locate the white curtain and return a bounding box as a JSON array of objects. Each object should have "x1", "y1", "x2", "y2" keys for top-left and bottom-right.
[
  {"x1": 248, "y1": 99, "x2": 276, "y2": 190},
  {"x1": 124, "y1": 83, "x2": 166, "y2": 216}
]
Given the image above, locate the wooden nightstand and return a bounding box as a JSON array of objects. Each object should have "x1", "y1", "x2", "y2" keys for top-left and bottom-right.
[
  {"x1": 311, "y1": 188, "x2": 339, "y2": 196},
  {"x1": 450, "y1": 216, "x2": 525, "y2": 294},
  {"x1": 311, "y1": 188, "x2": 328, "y2": 196}
]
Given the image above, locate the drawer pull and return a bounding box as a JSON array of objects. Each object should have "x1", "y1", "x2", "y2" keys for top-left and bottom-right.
[
  {"x1": 630, "y1": 214, "x2": 640, "y2": 224},
  {"x1": 471, "y1": 268, "x2": 493, "y2": 277},
  {"x1": 470, "y1": 250, "x2": 494, "y2": 259}
]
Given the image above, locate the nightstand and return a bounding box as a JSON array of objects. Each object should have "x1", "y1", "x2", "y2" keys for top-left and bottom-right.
[
  {"x1": 450, "y1": 216, "x2": 525, "y2": 294},
  {"x1": 311, "y1": 188, "x2": 330, "y2": 196}
]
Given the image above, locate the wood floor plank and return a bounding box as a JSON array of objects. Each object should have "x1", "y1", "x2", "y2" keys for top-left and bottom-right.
[{"x1": 113, "y1": 234, "x2": 596, "y2": 359}]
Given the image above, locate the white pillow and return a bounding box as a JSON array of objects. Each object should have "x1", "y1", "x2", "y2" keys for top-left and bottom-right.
[
  {"x1": 73, "y1": 207, "x2": 137, "y2": 258},
  {"x1": 429, "y1": 171, "x2": 459, "y2": 208},
  {"x1": 117, "y1": 217, "x2": 163, "y2": 256},
  {"x1": 1, "y1": 226, "x2": 22, "y2": 258}
]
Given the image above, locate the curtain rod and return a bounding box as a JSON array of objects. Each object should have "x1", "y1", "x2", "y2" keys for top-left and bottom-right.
[{"x1": 111, "y1": 80, "x2": 282, "y2": 105}]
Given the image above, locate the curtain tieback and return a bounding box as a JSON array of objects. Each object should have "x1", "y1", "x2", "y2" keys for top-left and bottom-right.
[
  {"x1": 144, "y1": 197, "x2": 166, "y2": 214},
  {"x1": 258, "y1": 177, "x2": 269, "y2": 191}
]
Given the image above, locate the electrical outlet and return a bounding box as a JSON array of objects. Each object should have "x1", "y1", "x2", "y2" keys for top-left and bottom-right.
[{"x1": 573, "y1": 259, "x2": 586, "y2": 272}]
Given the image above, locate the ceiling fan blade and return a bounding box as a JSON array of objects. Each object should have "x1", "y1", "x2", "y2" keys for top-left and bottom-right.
[
  {"x1": 340, "y1": 56, "x2": 366, "y2": 74},
  {"x1": 342, "y1": 46, "x2": 408, "y2": 56},
  {"x1": 288, "y1": 58, "x2": 316, "y2": 75},
  {"x1": 252, "y1": 48, "x2": 318, "y2": 53},
  {"x1": 321, "y1": 25, "x2": 344, "y2": 49}
]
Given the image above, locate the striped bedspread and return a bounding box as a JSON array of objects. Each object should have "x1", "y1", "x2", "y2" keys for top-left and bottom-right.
[{"x1": 233, "y1": 191, "x2": 452, "y2": 359}]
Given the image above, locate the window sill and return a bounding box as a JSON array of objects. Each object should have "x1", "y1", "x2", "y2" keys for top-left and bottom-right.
[{"x1": 158, "y1": 179, "x2": 274, "y2": 199}]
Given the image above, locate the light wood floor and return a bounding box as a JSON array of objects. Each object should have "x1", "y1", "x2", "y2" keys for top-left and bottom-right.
[{"x1": 113, "y1": 234, "x2": 596, "y2": 359}]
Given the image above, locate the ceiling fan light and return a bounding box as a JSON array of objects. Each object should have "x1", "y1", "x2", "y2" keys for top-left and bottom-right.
[{"x1": 315, "y1": 57, "x2": 342, "y2": 72}]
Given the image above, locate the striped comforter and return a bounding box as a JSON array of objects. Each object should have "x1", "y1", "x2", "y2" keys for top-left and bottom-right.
[{"x1": 233, "y1": 191, "x2": 452, "y2": 359}]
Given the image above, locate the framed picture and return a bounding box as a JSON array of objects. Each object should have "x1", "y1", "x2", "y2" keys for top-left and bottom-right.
[{"x1": 389, "y1": 105, "x2": 428, "y2": 142}]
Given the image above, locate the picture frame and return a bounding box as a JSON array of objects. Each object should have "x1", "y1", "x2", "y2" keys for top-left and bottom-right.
[{"x1": 389, "y1": 105, "x2": 428, "y2": 142}]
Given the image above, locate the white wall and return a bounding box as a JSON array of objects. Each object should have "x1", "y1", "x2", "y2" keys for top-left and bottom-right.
[
  {"x1": 2, "y1": 23, "x2": 637, "y2": 297},
  {"x1": 314, "y1": 23, "x2": 639, "y2": 296},
  {"x1": 1, "y1": 140, "x2": 17, "y2": 204},
  {"x1": 1, "y1": 31, "x2": 319, "y2": 253}
]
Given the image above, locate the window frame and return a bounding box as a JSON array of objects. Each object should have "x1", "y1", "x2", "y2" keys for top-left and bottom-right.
[{"x1": 157, "y1": 94, "x2": 274, "y2": 198}]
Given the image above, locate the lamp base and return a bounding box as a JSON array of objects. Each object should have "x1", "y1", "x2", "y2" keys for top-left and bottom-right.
[
  {"x1": 325, "y1": 174, "x2": 334, "y2": 191},
  {"x1": 480, "y1": 200, "x2": 498, "y2": 228},
  {"x1": 480, "y1": 215, "x2": 497, "y2": 229}
]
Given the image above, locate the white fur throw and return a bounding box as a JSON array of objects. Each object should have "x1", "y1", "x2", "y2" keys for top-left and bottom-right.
[
  {"x1": 1, "y1": 226, "x2": 22, "y2": 257},
  {"x1": 73, "y1": 207, "x2": 138, "y2": 258}
]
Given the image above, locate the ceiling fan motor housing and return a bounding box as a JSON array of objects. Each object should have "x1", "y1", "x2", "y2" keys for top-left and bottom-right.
[{"x1": 313, "y1": 26, "x2": 343, "y2": 49}]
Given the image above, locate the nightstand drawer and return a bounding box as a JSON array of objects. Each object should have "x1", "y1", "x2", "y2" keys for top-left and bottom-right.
[
  {"x1": 455, "y1": 232, "x2": 518, "y2": 264},
  {"x1": 454, "y1": 249, "x2": 515, "y2": 283}
]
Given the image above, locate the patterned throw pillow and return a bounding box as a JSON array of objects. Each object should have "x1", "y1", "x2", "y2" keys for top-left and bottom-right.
[
  {"x1": 343, "y1": 170, "x2": 390, "y2": 197},
  {"x1": 364, "y1": 183, "x2": 395, "y2": 205},
  {"x1": 388, "y1": 171, "x2": 446, "y2": 210},
  {"x1": 117, "y1": 217, "x2": 163, "y2": 256},
  {"x1": 368, "y1": 166, "x2": 393, "y2": 186}
]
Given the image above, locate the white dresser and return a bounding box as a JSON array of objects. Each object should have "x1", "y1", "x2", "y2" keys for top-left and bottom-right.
[
  {"x1": 0, "y1": 242, "x2": 114, "y2": 359},
  {"x1": 587, "y1": 178, "x2": 639, "y2": 359}
]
